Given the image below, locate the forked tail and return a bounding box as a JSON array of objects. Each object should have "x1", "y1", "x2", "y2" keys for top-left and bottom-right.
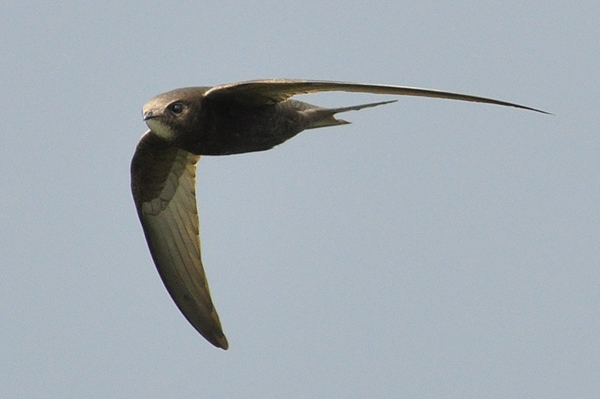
[{"x1": 303, "y1": 100, "x2": 398, "y2": 129}]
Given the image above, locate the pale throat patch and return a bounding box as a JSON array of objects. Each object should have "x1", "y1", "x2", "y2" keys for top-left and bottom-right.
[{"x1": 146, "y1": 118, "x2": 176, "y2": 141}]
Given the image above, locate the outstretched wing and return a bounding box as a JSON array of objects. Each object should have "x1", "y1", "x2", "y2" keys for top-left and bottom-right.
[
  {"x1": 204, "y1": 79, "x2": 549, "y2": 114},
  {"x1": 131, "y1": 132, "x2": 228, "y2": 349}
]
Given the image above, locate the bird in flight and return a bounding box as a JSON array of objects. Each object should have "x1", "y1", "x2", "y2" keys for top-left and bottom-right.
[{"x1": 131, "y1": 79, "x2": 548, "y2": 349}]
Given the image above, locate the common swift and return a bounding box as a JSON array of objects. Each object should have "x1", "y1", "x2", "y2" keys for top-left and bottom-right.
[{"x1": 131, "y1": 79, "x2": 548, "y2": 349}]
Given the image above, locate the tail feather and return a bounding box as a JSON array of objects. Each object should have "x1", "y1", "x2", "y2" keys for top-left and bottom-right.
[{"x1": 303, "y1": 100, "x2": 397, "y2": 129}]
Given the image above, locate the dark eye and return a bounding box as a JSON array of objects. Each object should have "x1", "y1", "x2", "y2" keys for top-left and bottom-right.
[{"x1": 169, "y1": 102, "x2": 184, "y2": 114}]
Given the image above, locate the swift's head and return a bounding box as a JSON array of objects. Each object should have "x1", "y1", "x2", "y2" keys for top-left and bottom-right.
[{"x1": 142, "y1": 87, "x2": 209, "y2": 141}]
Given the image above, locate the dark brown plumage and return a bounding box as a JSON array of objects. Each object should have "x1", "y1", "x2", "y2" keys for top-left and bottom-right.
[{"x1": 131, "y1": 79, "x2": 548, "y2": 349}]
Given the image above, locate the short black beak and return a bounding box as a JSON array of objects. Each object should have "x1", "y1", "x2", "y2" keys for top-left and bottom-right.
[{"x1": 143, "y1": 111, "x2": 156, "y2": 121}]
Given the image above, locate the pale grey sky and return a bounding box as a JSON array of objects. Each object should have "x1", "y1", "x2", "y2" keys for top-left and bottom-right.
[{"x1": 1, "y1": 2, "x2": 598, "y2": 398}]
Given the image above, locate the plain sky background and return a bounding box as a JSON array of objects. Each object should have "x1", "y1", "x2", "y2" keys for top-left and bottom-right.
[{"x1": 1, "y1": 1, "x2": 598, "y2": 398}]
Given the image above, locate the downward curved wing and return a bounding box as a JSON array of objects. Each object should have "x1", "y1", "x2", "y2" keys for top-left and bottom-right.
[
  {"x1": 131, "y1": 132, "x2": 228, "y2": 349},
  {"x1": 205, "y1": 79, "x2": 549, "y2": 114}
]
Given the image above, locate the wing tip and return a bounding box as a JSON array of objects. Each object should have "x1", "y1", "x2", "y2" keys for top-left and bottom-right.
[{"x1": 209, "y1": 333, "x2": 229, "y2": 350}]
